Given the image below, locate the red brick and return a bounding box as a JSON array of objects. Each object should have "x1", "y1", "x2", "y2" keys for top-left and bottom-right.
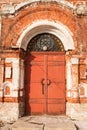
[{"x1": 1, "y1": 3, "x2": 79, "y2": 49}]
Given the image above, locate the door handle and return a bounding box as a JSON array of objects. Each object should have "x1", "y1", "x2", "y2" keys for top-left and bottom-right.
[
  {"x1": 42, "y1": 83, "x2": 44, "y2": 95},
  {"x1": 41, "y1": 79, "x2": 45, "y2": 94},
  {"x1": 41, "y1": 78, "x2": 51, "y2": 94}
]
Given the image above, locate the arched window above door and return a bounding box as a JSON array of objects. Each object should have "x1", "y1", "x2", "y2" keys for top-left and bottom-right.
[{"x1": 27, "y1": 33, "x2": 64, "y2": 52}]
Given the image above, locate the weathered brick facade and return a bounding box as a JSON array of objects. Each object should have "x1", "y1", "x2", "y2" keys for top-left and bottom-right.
[{"x1": 0, "y1": 0, "x2": 87, "y2": 123}]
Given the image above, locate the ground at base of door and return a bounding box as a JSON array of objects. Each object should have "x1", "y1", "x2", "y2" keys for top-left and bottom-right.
[{"x1": 0, "y1": 115, "x2": 87, "y2": 130}]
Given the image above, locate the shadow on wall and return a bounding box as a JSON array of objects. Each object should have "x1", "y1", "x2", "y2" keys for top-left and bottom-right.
[{"x1": 24, "y1": 53, "x2": 35, "y2": 115}]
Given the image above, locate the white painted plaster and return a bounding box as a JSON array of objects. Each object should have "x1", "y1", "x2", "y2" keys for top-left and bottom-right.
[
  {"x1": 0, "y1": 0, "x2": 76, "y2": 15},
  {"x1": 66, "y1": 102, "x2": 87, "y2": 120},
  {"x1": 0, "y1": 103, "x2": 19, "y2": 123},
  {"x1": 0, "y1": 16, "x2": 1, "y2": 39},
  {"x1": 76, "y1": 4, "x2": 87, "y2": 16},
  {"x1": 15, "y1": 0, "x2": 76, "y2": 11},
  {"x1": 0, "y1": 91, "x2": 3, "y2": 97},
  {"x1": 5, "y1": 58, "x2": 20, "y2": 89},
  {"x1": 71, "y1": 58, "x2": 79, "y2": 64},
  {"x1": 12, "y1": 60, "x2": 20, "y2": 89},
  {"x1": 71, "y1": 88, "x2": 79, "y2": 98},
  {"x1": 20, "y1": 60, "x2": 24, "y2": 89},
  {"x1": 85, "y1": 86, "x2": 87, "y2": 97},
  {"x1": 67, "y1": 91, "x2": 71, "y2": 97},
  {"x1": 12, "y1": 91, "x2": 18, "y2": 97},
  {"x1": 20, "y1": 91, "x2": 23, "y2": 97},
  {"x1": 0, "y1": 66, "x2": 4, "y2": 85},
  {"x1": 17, "y1": 20, "x2": 75, "y2": 51},
  {"x1": 5, "y1": 58, "x2": 19, "y2": 63},
  {"x1": 66, "y1": 60, "x2": 72, "y2": 90},
  {"x1": 5, "y1": 58, "x2": 24, "y2": 90},
  {"x1": 1, "y1": 4, "x2": 15, "y2": 14},
  {"x1": 15, "y1": 0, "x2": 76, "y2": 10},
  {"x1": 67, "y1": 88, "x2": 78, "y2": 98},
  {"x1": 5, "y1": 67, "x2": 11, "y2": 78}
]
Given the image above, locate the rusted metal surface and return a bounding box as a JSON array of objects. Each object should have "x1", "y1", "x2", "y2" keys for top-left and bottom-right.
[{"x1": 25, "y1": 52, "x2": 66, "y2": 115}]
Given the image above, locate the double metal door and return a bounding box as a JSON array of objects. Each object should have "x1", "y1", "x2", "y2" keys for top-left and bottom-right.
[{"x1": 25, "y1": 52, "x2": 66, "y2": 115}]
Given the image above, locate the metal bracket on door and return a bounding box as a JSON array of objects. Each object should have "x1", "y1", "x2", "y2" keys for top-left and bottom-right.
[
  {"x1": 47, "y1": 79, "x2": 51, "y2": 86},
  {"x1": 41, "y1": 78, "x2": 51, "y2": 94},
  {"x1": 41, "y1": 79, "x2": 45, "y2": 94}
]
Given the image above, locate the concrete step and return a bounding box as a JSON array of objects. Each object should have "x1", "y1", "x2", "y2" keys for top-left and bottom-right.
[
  {"x1": 8, "y1": 116, "x2": 76, "y2": 130},
  {"x1": 1, "y1": 116, "x2": 87, "y2": 130},
  {"x1": 44, "y1": 122, "x2": 76, "y2": 130},
  {"x1": 8, "y1": 121, "x2": 76, "y2": 130},
  {"x1": 9, "y1": 122, "x2": 43, "y2": 130},
  {"x1": 74, "y1": 120, "x2": 87, "y2": 130}
]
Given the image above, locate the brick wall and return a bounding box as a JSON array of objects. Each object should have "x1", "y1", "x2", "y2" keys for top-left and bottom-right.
[
  {"x1": 1, "y1": 2, "x2": 78, "y2": 49},
  {"x1": 0, "y1": 1, "x2": 87, "y2": 54},
  {"x1": 0, "y1": 0, "x2": 87, "y2": 122}
]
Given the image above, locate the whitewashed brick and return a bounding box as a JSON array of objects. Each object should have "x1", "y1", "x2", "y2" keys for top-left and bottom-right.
[
  {"x1": 5, "y1": 67, "x2": 11, "y2": 78},
  {"x1": 0, "y1": 16, "x2": 1, "y2": 39},
  {"x1": 66, "y1": 103, "x2": 87, "y2": 120},
  {"x1": 71, "y1": 58, "x2": 79, "y2": 64},
  {"x1": 0, "y1": 103, "x2": 19, "y2": 123}
]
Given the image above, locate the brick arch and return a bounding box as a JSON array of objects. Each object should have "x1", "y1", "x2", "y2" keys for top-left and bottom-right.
[
  {"x1": 14, "y1": 0, "x2": 75, "y2": 13},
  {"x1": 3, "y1": 2, "x2": 78, "y2": 50},
  {"x1": 17, "y1": 20, "x2": 74, "y2": 51}
]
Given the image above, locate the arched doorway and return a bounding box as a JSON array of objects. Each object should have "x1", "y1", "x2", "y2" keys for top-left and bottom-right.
[{"x1": 25, "y1": 33, "x2": 66, "y2": 115}]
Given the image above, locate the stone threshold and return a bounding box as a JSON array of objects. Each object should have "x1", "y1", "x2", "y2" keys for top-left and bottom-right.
[{"x1": 0, "y1": 115, "x2": 78, "y2": 130}]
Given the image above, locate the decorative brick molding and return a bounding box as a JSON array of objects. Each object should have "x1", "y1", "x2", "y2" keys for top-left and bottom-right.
[
  {"x1": 74, "y1": 4, "x2": 87, "y2": 16},
  {"x1": 17, "y1": 20, "x2": 75, "y2": 51},
  {"x1": 0, "y1": 0, "x2": 76, "y2": 15},
  {"x1": 66, "y1": 102, "x2": 87, "y2": 120},
  {"x1": 1, "y1": 2, "x2": 78, "y2": 51}
]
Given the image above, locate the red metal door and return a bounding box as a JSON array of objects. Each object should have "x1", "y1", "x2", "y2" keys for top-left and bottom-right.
[
  {"x1": 25, "y1": 52, "x2": 65, "y2": 115},
  {"x1": 47, "y1": 53, "x2": 66, "y2": 114}
]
